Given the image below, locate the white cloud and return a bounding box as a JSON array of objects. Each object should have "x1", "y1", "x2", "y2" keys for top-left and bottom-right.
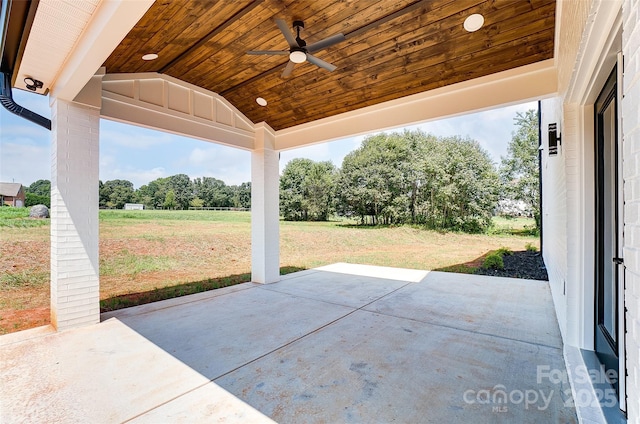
[
  {"x1": 0, "y1": 142, "x2": 50, "y2": 185},
  {"x1": 279, "y1": 143, "x2": 330, "y2": 170},
  {"x1": 100, "y1": 125, "x2": 173, "y2": 149},
  {"x1": 99, "y1": 154, "x2": 116, "y2": 169},
  {"x1": 100, "y1": 166, "x2": 167, "y2": 188},
  {"x1": 182, "y1": 145, "x2": 251, "y2": 185},
  {"x1": 1, "y1": 96, "x2": 539, "y2": 188},
  {"x1": 406, "y1": 101, "x2": 539, "y2": 163},
  {"x1": 280, "y1": 136, "x2": 364, "y2": 171},
  {"x1": 0, "y1": 124, "x2": 50, "y2": 140}
]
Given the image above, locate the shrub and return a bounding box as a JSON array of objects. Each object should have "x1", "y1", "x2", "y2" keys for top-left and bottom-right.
[
  {"x1": 25, "y1": 193, "x2": 50, "y2": 208},
  {"x1": 495, "y1": 246, "x2": 513, "y2": 256},
  {"x1": 483, "y1": 252, "x2": 504, "y2": 270}
]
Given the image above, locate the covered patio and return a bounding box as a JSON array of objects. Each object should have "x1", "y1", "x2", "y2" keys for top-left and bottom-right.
[
  {"x1": 0, "y1": 264, "x2": 576, "y2": 423},
  {"x1": 2, "y1": 0, "x2": 638, "y2": 421}
]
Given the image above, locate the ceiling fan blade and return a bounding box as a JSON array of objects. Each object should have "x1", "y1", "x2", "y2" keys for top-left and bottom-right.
[
  {"x1": 307, "y1": 33, "x2": 346, "y2": 53},
  {"x1": 247, "y1": 50, "x2": 289, "y2": 55},
  {"x1": 281, "y1": 60, "x2": 296, "y2": 77},
  {"x1": 306, "y1": 54, "x2": 337, "y2": 72},
  {"x1": 275, "y1": 18, "x2": 299, "y2": 49}
]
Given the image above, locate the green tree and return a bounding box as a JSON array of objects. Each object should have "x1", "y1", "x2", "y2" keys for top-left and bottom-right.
[
  {"x1": 280, "y1": 159, "x2": 312, "y2": 220},
  {"x1": 25, "y1": 193, "x2": 50, "y2": 207},
  {"x1": 303, "y1": 161, "x2": 337, "y2": 221},
  {"x1": 230, "y1": 182, "x2": 251, "y2": 209},
  {"x1": 336, "y1": 130, "x2": 500, "y2": 231},
  {"x1": 164, "y1": 190, "x2": 176, "y2": 210},
  {"x1": 193, "y1": 177, "x2": 232, "y2": 207},
  {"x1": 190, "y1": 197, "x2": 204, "y2": 208},
  {"x1": 100, "y1": 179, "x2": 135, "y2": 209},
  {"x1": 416, "y1": 135, "x2": 500, "y2": 232},
  {"x1": 499, "y1": 109, "x2": 541, "y2": 230},
  {"x1": 138, "y1": 178, "x2": 169, "y2": 209},
  {"x1": 280, "y1": 158, "x2": 336, "y2": 221},
  {"x1": 25, "y1": 180, "x2": 51, "y2": 207},
  {"x1": 337, "y1": 132, "x2": 415, "y2": 225},
  {"x1": 27, "y1": 179, "x2": 51, "y2": 197},
  {"x1": 167, "y1": 174, "x2": 193, "y2": 210}
]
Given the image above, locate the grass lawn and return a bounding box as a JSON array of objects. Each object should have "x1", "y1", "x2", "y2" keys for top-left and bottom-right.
[{"x1": 0, "y1": 208, "x2": 539, "y2": 334}]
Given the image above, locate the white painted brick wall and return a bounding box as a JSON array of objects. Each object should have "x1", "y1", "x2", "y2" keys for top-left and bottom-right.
[
  {"x1": 50, "y1": 98, "x2": 100, "y2": 330},
  {"x1": 557, "y1": 0, "x2": 592, "y2": 95},
  {"x1": 623, "y1": 0, "x2": 640, "y2": 421},
  {"x1": 251, "y1": 124, "x2": 280, "y2": 284},
  {"x1": 541, "y1": 97, "x2": 569, "y2": 338}
]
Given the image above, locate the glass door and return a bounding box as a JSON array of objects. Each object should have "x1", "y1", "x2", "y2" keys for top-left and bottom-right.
[{"x1": 594, "y1": 66, "x2": 621, "y2": 394}]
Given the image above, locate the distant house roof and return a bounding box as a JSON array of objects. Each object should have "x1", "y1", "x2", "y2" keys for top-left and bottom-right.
[{"x1": 0, "y1": 182, "x2": 23, "y2": 196}]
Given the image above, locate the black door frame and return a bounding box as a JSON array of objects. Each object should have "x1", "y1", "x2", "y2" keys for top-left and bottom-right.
[{"x1": 594, "y1": 65, "x2": 621, "y2": 394}]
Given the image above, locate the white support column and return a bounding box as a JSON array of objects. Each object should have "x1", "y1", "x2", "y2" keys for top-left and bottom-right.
[
  {"x1": 50, "y1": 98, "x2": 100, "y2": 330},
  {"x1": 251, "y1": 123, "x2": 280, "y2": 284}
]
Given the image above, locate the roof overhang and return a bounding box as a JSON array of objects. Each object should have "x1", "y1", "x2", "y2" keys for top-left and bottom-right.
[
  {"x1": 7, "y1": 0, "x2": 560, "y2": 149},
  {"x1": 275, "y1": 58, "x2": 557, "y2": 150},
  {"x1": 11, "y1": 0, "x2": 153, "y2": 101},
  {"x1": 0, "y1": 0, "x2": 37, "y2": 80}
]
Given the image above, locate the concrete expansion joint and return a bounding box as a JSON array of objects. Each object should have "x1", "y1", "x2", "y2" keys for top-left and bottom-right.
[{"x1": 215, "y1": 280, "x2": 416, "y2": 382}]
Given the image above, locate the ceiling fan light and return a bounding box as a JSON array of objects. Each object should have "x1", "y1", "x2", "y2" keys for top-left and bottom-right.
[{"x1": 289, "y1": 50, "x2": 306, "y2": 63}]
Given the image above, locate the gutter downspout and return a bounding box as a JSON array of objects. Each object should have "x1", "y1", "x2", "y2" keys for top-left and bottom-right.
[{"x1": 0, "y1": 71, "x2": 50, "y2": 130}]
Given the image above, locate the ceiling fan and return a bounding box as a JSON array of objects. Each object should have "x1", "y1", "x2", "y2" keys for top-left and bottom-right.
[{"x1": 247, "y1": 19, "x2": 345, "y2": 77}]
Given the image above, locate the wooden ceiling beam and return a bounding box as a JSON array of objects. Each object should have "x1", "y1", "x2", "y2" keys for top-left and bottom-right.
[
  {"x1": 228, "y1": 28, "x2": 553, "y2": 128},
  {"x1": 219, "y1": 0, "x2": 447, "y2": 97},
  {"x1": 225, "y1": 0, "x2": 553, "y2": 109},
  {"x1": 344, "y1": 0, "x2": 430, "y2": 39},
  {"x1": 104, "y1": 0, "x2": 557, "y2": 131},
  {"x1": 159, "y1": 0, "x2": 265, "y2": 74}
]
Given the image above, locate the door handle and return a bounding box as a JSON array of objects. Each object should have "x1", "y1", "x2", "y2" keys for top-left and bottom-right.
[{"x1": 613, "y1": 257, "x2": 624, "y2": 265}]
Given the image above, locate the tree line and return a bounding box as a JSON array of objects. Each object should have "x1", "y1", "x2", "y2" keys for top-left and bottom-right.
[
  {"x1": 23, "y1": 110, "x2": 539, "y2": 233},
  {"x1": 280, "y1": 110, "x2": 540, "y2": 233},
  {"x1": 24, "y1": 176, "x2": 251, "y2": 210},
  {"x1": 281, "y1": 132, "x2": 500, "y2": 232},
  {"x1": 100, "y1": 175, "x2": 251, "y2": 210}
]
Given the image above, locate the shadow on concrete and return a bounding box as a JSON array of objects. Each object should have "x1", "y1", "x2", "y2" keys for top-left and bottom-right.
[
  {"x1": 108, "y1": 267, "x2": 577, "y2": 423},
  {"x1": 0, "y1": 266, "x2": 578, "y2": 423},
  {"x1": 99, "y1": 266, "x2": 306, "y2": 313}
]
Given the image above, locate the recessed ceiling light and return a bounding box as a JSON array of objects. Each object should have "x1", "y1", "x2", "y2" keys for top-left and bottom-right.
[
  {"x1": 464, "y1": 14, "x2": 484, "y2": 32},
  {"x1": 256, "y1": 97, "x2": 268, "y2": 107},
  {"x1": 142, "y1": 53, "x2": 158, "y2": 61}
]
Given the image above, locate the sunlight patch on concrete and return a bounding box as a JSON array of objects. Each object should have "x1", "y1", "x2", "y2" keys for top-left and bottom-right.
[{"x1": 315, "y1": 262, "x2": 429, "y2": 283}]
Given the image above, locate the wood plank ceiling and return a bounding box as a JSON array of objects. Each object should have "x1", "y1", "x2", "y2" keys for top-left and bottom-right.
[{"x1": 104, "y1": 0, "x2": 555, "y2": 131}]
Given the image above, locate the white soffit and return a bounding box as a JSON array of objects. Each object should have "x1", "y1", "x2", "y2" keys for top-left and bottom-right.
[
  {"x1": 15, "y1": 0, "x2": 100, "y2": 95},
  {"x1": 101, "y1": 73, "x2": 255, "y2": 150},
  {"x1": 275, "y1": 59, "x2": 558, "y2": 151},
  {"x1": 15, "y1": 0, "x2": 153, "y2": 101}
]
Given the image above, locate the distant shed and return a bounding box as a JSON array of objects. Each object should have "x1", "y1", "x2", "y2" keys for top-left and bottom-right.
[
  {"x1": 0, "y1": 182, "x2": 25, "y2": 207},
  {"x1": 123, "y1": 203, "x2": 144, "y2": 210}
]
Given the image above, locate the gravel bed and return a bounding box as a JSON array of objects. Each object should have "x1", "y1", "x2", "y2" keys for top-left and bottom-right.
[{"x1": 474, "y1": 250, "x2": 549, "y2": 281}]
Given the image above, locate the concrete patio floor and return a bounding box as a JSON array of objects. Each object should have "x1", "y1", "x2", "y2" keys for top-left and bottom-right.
[{"x1": 0, "y1": 264, "x2": 577, "y2": 423}]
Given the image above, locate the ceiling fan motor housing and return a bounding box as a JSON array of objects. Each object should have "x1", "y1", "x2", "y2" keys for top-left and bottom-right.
[
  {"x1": 293, "y1": 20, "x2": 306, "y2": 47},
  {"x1": 246, "y1": 18, "x2": 344, "y2": 77}
]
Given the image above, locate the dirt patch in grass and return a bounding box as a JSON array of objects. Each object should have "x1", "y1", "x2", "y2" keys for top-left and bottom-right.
[{"x1": 0, "y1": 307, "x2": 50, "y2": 333}]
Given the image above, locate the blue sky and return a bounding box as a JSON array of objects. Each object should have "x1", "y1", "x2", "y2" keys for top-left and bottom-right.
[{"x1": 0, "y1": 88, "x2": 536, "y2": 189}]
